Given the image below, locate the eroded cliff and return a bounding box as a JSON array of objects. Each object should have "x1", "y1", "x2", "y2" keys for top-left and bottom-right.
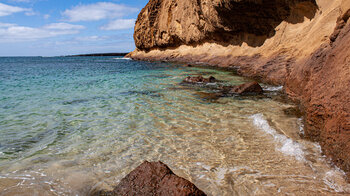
[
  {"x1": 129, "y1": 0, "x2": 350, "y2": 179},
  {"x1": 134, "y1": 0, "x2": 318, "y2": 50}
]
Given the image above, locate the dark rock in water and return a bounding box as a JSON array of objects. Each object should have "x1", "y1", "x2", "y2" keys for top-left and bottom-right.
[
  {"x1": 195, "y1": 91, "x2": 222, "y2": 101},
  {"x1": 90, "y1": 161, "x2": 206, "y2": 196},
  {"x1": 208, "y1": 76, "x2": 216, "y2": 83},
  {"x1": 228, "y1": 81, "x2": 263, "y2": 95},
  {"x1": 182, "y1": 75, "x2": 217, "y2": 84},
  {"x1": 63, "y1": 99, "x2": 89, "y2": 105},
  {"x1": 183, "y1": 64, "x2": 193, "y2": 67},
  {"x1": 283, "y1": 107, "x2": 304, "y2": 118}
]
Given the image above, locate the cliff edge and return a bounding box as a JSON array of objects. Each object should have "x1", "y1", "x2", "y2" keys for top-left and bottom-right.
[{"x1": 128, "y1": 0, "x2": 350, "y2": 178}]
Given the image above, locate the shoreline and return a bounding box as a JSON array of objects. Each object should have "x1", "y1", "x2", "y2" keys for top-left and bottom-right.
[
  {"x1": 1, "y1": 57, "x2": 349, "y2": 194},
  {"x1": 126, "y1": 0, "x2": 350, "y2": 179},
  {"x1": 127, "y1": 30, "x2": 350, "y2": 179}
]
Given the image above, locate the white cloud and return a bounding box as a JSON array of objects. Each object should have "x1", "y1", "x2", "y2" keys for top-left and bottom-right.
[
  {"x1": 75, "y1": 35, "x2": 108, "y2": 42},
  {"x1": 62, "y1": 2, "x2": 138, "y2": 22},
  {"x1": 24, "y1": 10, "x2": 37, "y2": 16},
  {"x1": 100, "y1": 19, "x2": 135, "y2": 30},
  {"x1": 43, "y1": 14, "x2": 50, "y2": 19},
  {"x1": 0, "y1": 22, "x2": 85, "y2": 42},
  {"x1": 0, "y1": 3, "x2": 32, "y2": 17},
  {"x1": 44, "y1": 23, "x2": 85, "y2": 30},
  {"x1": 0, "y1": 22, "x2": 16, "y2": 27}
]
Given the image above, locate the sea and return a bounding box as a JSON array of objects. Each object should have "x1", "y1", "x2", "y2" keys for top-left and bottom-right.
[{"x1": 0, "y1": 56, "x2": 349, "y2": 195}]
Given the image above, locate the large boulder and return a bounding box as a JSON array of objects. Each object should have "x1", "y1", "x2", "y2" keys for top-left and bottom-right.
[
  {"x1": 228, "y1": 81, "x2": 263, "y2": 95},
  {"x1": 91, "y1": 161, "x2": 206, "y2": 196}
]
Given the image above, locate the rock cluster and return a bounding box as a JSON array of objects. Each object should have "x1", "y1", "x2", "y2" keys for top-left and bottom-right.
[
  {"x1": 182, "y1": 76, "x2": 263, "y2": 96},
  {"x1": 182, "y1": 75, "x2": 217, "y2": 84}
]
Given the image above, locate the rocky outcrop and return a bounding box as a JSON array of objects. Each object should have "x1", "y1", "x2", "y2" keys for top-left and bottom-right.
[
  {"x1": 285, "y1": 7, "x2": 350, "y2": 176},
  {"x1": 91, "y1": 161, "x2": 206, "y2": 196},
  {"x1": 134, "y1": 0, "x2": 317, "y2": 50},
  {"x1": 129, "y1": 0, "x2": 350, "y2": 179},
  {"x1": 228, "y1": 81, "x2": 263, "y2": 95}
]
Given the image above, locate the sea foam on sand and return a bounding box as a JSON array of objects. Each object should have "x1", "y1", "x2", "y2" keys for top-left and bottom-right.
[
  {"x1": 263, "y1": 86, "x2": 283, "y2": 92},
  {"x1": 250, "y1": 113, "x2": 305, "y2": 161}
]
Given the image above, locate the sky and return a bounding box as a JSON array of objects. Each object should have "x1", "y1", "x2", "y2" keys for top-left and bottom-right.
[{"x1": 0, "y1": 0, "x2": 148, "y2": 56}]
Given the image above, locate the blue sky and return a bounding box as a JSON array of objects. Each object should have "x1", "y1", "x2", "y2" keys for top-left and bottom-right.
[{"x1": 0, "y1": 0, "x2": 148, "y2": 56}]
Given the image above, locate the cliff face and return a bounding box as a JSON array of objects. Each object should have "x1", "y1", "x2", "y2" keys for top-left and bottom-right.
[
  {"x1": 129, "y1": 0, "x2": 350, "y2": 178},
  {"x1": 134, "y1": 0, "x2": 317, "y2": 50},
  {"x1": 286, "y1": 7, "x2": 350, "y2": 173}
]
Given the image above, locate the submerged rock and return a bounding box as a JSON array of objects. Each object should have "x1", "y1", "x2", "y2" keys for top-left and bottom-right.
[
  {"x1": 183, "y1": 64, "x2": 193, "y2": 67},
  {"x1": 195, "y1": 91, "x2": 222, "y2": 101},
  {"x1": 91, "y1": 161, "x2": 206, "y2": 196},
  {"x1": 182, "y1": 75, "x2": 217, "y2": 84}
]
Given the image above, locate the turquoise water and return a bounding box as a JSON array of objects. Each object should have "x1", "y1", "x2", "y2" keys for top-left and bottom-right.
[{"x1": 0, "y1": 57, "x2": 349, "y2": 195}]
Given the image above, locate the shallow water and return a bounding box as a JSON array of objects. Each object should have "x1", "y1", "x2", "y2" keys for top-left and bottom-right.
[{"x1": 0, "y1": 57, "x2": 349, "y2": 195}]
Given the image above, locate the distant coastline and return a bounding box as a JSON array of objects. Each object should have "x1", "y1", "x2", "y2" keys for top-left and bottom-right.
[{"x1": 68, "y1": 52, "x2": 129, "y2": 57}]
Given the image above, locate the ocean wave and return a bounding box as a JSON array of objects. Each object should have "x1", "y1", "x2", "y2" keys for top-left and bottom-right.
[
  {"x1": 297, "y1": 118, "x2": 305, "y2": 136},
  {"x1": 263, "y1": 86, "x2": 283, "y2": 91},
  {"x1": 323, "y1": 168, "x2": 350, "y2": 193},
  {"x1": 250, "y1": 113, "x2": 305, "y2": 161}
]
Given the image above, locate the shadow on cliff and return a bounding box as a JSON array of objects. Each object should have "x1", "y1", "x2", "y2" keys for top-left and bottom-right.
[
  {"x1": 213, "y1": 1, "x2": 318, "y2": 47},
  {"x1": 205, "y1": 1, "x2": 318, "y2": 48}
]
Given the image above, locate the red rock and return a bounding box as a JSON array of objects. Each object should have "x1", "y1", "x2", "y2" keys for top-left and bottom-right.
[
  {"x1": 285, "y1": 12, "x2": 350, "y2": 176},
  {"x1": 91, "y1": 161, "x2": 206, "y2": 196},
  {"x1": 229, "y1": 81, "x2": 263, "y2": 95}
]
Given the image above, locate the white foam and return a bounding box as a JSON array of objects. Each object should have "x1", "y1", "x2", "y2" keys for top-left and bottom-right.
[
  {"x1": 313, "y1": 143, "x2": 322, "y2": 154},
  {"x1": 297, "y1": 118, "x2": 305, "y2": 135},
  {"x1": 216, "y1": 168, "x2": 228, "y2": 181},
  {"x1": 113, "y1": 57, "x2": 131, "y2": 60},
  {"x1": 323, "y1": 169, "x2": 350, "y2": 192},
  {"x1": 213, "y1": 166, "x2": 255, "y2": 185},
  {"x1": 250, "y1": 114, "x2": 305, "y2": 161},
  {"x1": 196, "y1": 162, "x2": 211, "y2": 171},
  {"x1": 205, "y1": 83, "x2": 217, "y2": 86},
  {"x1": 0, "y1": 152, "x2": 3, "y2": 156},
  {"x1": 264, "y1": 86, "x2": 283, "y2": 91}
]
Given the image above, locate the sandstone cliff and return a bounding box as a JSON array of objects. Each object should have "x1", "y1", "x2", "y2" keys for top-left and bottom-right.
[{"x1": 128, "y1": 0, "x2": 350, "y2": 179}]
